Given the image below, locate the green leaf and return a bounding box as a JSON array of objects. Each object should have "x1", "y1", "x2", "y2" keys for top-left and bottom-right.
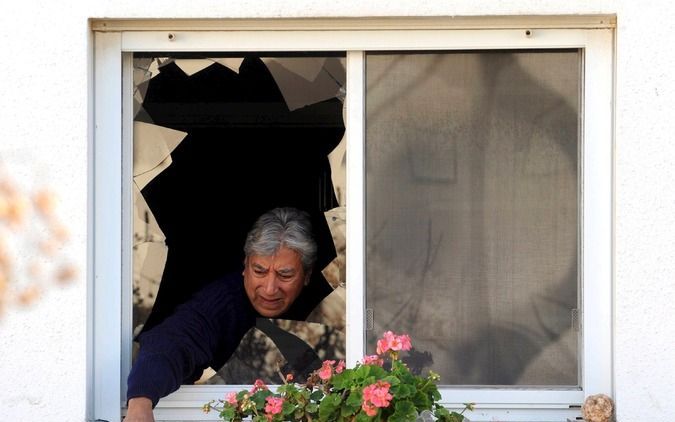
[
  {"x1": 318, "y1": 393, "x2": 342, "y2": 421},
  {"x1": 382, "y1": 375, "x2": 401, "y2": 386},
  {"x1": 434, "y1": 406, "x2": 451, "y2": 420},
  {"x1": 449, "y1": 411, "x2": 467, "y2": 422},
  {"x1": 220, "y1": 406, "x2": 235, "y2": 420},
  {"x1": 282, "y1": 401, "x2": 295, "y2": 416},
  {"x1": 341, "y1": 391, "x2": 362, "y2": 416},
  {"x1": 251, "y1": 392, "x2": 268, "y2": 410},
  {"x1": 392, "y1": 383, "x2": 415, "y2": 398},
  {"x1": 305, "y1": 402, "x2": 319, "y2": 414},
  {"x1": 390, "y1": 400, "x2": 417, "y2": 422},
  {"x1": 355, "y1": 411, "x2": 373, "y2": 422},
  {"x1": 330, "y1": 371, "x2": 352, "y2": 390},
  {"x1": 388, "y1": 414, "x2": 406, "y2": 422},
  {"x1": 341, "y1": 403, "x2": 357, "y2": 418},
  {"x1": 345, "y1": 390, "x2": 363, "y2": 408},
  {"x1": 310, "y1": 390, "x2": 325, "y2": 402},
  {"x1": 427, "y1": 386, "x2": 442, "y2": 401},
  {"x1": 391, "y1": 360, "x2": 414, "y2": 379},
  {"x1": 354, "y1": 364, "x2": 371, "y2": 380},
  {"x1": 412, "y1": 390, "x2": 431, "y2": 410},
  {"x1": 367, "y1": 365, "x2": 387, "y2": 380}
]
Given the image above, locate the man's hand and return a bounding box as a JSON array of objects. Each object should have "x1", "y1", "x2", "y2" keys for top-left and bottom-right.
[{"x1": 125, "y1": 397, "x2": 154, "y2": 422}]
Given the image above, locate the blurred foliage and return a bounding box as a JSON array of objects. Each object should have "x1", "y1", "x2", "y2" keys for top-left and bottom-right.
[{"x1": 0, "y1": 170, "x2": 76, "y2": 317}]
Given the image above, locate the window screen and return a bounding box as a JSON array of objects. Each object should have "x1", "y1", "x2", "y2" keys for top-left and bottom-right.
[{"x1": 365, "y1": 50, "x2": 581, "y2": 386}]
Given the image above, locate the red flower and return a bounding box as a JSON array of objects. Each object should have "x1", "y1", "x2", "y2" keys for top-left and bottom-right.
[{"x1": 335, "y1": 360, "x2": 346, "y2": 374}]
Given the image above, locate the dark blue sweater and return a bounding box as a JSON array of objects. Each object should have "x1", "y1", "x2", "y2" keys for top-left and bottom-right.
[{"x1": 127, "y1": 274, "x2": 257, "y2": 406}]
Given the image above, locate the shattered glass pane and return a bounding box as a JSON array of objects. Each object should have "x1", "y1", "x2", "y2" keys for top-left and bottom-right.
[
  {"x1": 131, "y1": 53, "x2": 346, "y2": 384},
  {"x1": 365, "y1": 51, "x2": 581, "y2": 386}
]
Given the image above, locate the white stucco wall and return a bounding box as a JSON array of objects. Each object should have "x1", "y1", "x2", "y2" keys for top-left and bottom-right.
[
  {"x1": 613, "y1": 1, "x2": 675, "y2": 420},
  {"x1": 0, "y1": 1, "x2": 673, "y2": 421}
]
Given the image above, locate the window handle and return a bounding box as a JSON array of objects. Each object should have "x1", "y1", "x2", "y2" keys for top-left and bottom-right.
[
  {"x1": 365, "y1": 308, "x2": 374, "y2": 331},
  {"x1": 571, "y1": 308, "x2": 580, "y2": 332}
]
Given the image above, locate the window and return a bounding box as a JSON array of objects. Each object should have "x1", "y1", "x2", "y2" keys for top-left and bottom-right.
[
  {"x1": 366, "y1": 49, "x2": 582, "y2": 387},
  {"x1": 130, "y1": 52, "x2": 347, "y2": 386},
  {"x1": 90, "y1": 18, "x2": 614, "y2": 422}
]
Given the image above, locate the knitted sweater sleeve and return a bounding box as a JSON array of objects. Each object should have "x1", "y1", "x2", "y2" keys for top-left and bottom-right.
[{"x1": 126, "y1": 278, "x2": 253, "y2": 407}]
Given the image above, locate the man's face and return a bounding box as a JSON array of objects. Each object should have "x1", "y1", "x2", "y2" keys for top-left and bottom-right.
[{"x1": 243, "y1": 246, "x2": 308, "y2": 317}]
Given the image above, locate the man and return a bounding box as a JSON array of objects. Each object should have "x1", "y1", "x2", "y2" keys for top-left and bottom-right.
[{"x1": 125, "y1": 207, "x2": 317, "y2": 421}]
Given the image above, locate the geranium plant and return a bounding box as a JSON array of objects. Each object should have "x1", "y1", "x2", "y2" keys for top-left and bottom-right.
[{"x1": 204, "y1": 331, "x2": 473, "y2": 422}]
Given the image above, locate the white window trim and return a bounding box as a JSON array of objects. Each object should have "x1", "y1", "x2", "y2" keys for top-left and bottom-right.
[{"x1": 90, "y1": 17, "x2": 614, "y2": 422}]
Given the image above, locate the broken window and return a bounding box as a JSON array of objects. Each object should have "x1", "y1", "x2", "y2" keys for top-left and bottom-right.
[
  {"x1": 91, "y1": 25, "x2": 613, "y2": 422},
  {"x1": 131, "y1": 53, "x2": 347, "y2": 384}
]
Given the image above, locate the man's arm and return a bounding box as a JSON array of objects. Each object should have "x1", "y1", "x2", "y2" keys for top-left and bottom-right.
[{"x1": 127, "y1": 277, "x2": 254, "y2": 408}]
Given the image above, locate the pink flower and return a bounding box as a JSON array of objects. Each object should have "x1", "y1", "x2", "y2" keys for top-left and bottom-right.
[
  {"x1": 225, "y1": 392, "x2": 238, "y2": 406},
  {"x1": 361, "y1": 355, "x2": 384, "y2": 366},
  {"x1": 335, "y1": 360, "x2": 346, "y2": 374},
  {"x1": 361, "y1": 401, "x2": 378, "y2": 417},
  {"x1": 318, "y1": 360, "x2": 336, "y2": 381},
  {"x1": 376, "y1": 337, "x2": 389, "y2": 355},
  {"x1": 265, "y1": 396, "x2": 284, "y2": 415},
  {"x1": 376, "y1": 331, "x2": 412, "y2": 354},
  {"x1": 362, "y1": 380, "x2": 393, "y2": 410},
  {"x1": 398, "y1": 334, "x2": 412, "y2": 351},
  {"x1": 250, "y1": 378, "x2": 268, "y2": 393}
]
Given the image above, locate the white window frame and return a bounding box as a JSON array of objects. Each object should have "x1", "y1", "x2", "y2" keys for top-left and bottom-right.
[{"x1": 90, "y1": 17, "x2": 614, "y2": 422}]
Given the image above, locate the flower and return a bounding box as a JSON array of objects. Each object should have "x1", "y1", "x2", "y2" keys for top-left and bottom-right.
[
  {"x1": 361, "y1": 380, "x2": 393, "y2": 418},
  {"x1": 361, "y1": 401, "x2": 378, "y2": 417},
  {"x1": 250, "y1": 379, "x2": 268, "y2": 393},
  {"x1": 265, "y1": 396, "x2": 285, "y2": 415},
  {"x1": 362, "y1": 354, "x2": 384, "y2": 366},
  {"x1": 376, "y1": 331, "x2": 412, "y2": 354},
  {"x1": 399, "y1": 334, "x2": 412, "y2": 351},
  {"x1": 205, "y1": 331, "x2": 474, "y2": 422},
  {"x1": 376, "y1": 338, "x2": 387, "y2": 355},
  {"x1": 225, "y1": 392, "x2": 238, "y2": 406},
  {"x1": 318, "y1": 360, "x2": 336, "y2": 381}
]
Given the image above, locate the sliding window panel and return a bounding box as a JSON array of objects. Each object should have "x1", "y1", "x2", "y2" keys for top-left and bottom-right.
[
  {"x1": 365, "y1": 50, "x2": 581, "y2": 387},
  {"x1": 130, "y1": 53, "x2": 347, "y2": 387}
]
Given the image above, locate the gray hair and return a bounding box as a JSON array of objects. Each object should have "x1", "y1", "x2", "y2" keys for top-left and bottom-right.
[{"x1": 244, "y1": 207, "x2": 317, "y2": 273}]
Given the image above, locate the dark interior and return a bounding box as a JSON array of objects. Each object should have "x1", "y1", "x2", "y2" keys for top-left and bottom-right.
[{"x1": 138, "y1": 55, "x2": 345, "y2": 333}]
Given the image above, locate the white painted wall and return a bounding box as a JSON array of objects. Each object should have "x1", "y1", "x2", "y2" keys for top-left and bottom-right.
[{"x1": 0, "y1": 1, "x2": 673, "y2": 421}]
